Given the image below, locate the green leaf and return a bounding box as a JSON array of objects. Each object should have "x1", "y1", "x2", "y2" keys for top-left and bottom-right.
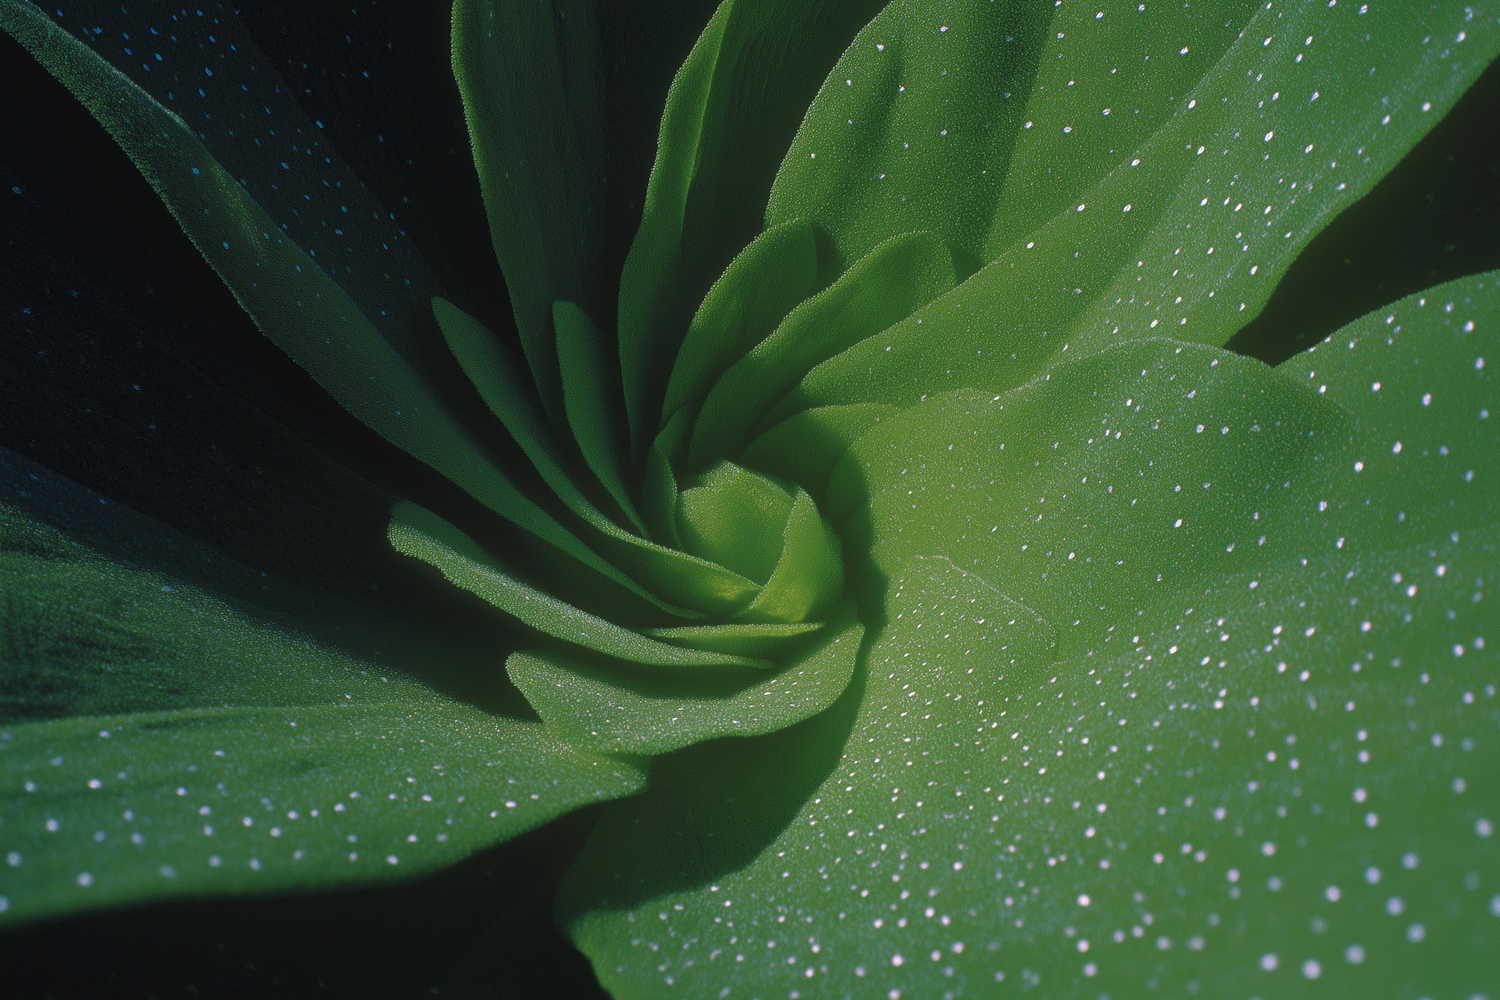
[
  {"x1": 641, "y1": 622, "x2": 826, "y2": 660},
  {"x1": 560, "y1": 273, "x2": 1499, "y2": 997},
  {"x1": 742, "y1": 403, "x2": 901, "y2": 501},
  {"x1": 617, "y1": 0, "x2": 889, "y2": 461},
  {"x1": 764, "y1": 0, "x2": 1500, "y2": 422},
  {"x1": 450, "y1": 0, "x2": 607, "y2": 428},
  {"x1": 0, "y1": 480, "x2": 643, "y2": 925},
  {"x1": 616, "y1": 0, "x2": 729, "y2": 460},
  {"x1": 688, "y1": 230, "x2": 954, "y2": 466},
  {"x1": 0, "y1": 705, "x2": 639, "y2": 925},
  {"x1": 554, "y1": 301, "x2": 647, "y2": 536},
  {"x1": 676, "y1": 462, "x2": 795, "y2": 585},
  {"x1": 661, "y1": 218, "x2": 821, "y2": 425},
  {"x1": 387, "y1": 502, "x2": 767, "y2": 670},
  {"x1": 507, "y1": 602, "x2": 862, "y2": 757},
  {"x1": 0, "y1": 0, "x2": 674, "y2": 617},
  {"x1": 431, "y1": 297, "x2": 772, "y2": 621},
  {"x1": 10, "y1": 0, "x2": 1499, "y2": 987},
  {"x1": 640, "y1": 410, "x2": 693, "y2": 550},
  {"x1": 734, "y1": 490, "x2": 845, "y2": 626},
  {"x1": 433, "y1": 295, "x2": 632, "y2": 533}
]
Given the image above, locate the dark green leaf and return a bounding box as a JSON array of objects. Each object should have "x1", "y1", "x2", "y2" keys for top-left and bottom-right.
[
  {"x1": 617, "y1": 0, "x2": 889, "y2": 461},
  {"x1": 555, "y1": 301, "x2": 646, "y2": 536},
  {"x1": 451, "y1": 0, "x2": 606, "y2": 428},
  {"x1": 0, "y1": 487, "x2": 642, "y2": 926},
  {"x1": 662, "y1": 218, "x2": 821, "y2": 425},
  {"x1": 0, "y1": 0, "x2": 664, "y2": 612},
  {"x1": 689, "y1": 229, "x2": 953, "y2": 466}
]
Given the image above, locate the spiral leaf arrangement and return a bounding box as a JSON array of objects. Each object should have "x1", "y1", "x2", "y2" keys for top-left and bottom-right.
[
  {"x1": 3, "y1": 0, "x2": 1500, "y2": 996},
  {"x1": 365, "y1": 0, "x2": 905, "y2": 756}
]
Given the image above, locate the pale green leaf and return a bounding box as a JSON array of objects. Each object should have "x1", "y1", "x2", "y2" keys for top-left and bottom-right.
[
  {"x1": 561, "y1": 273, "x2": 1499, "y2": 998},
  {"x1": 765, "y1": 0, "x2": 1500, "y2": 422},
  {"x1": 508, "y1": 602, "x2": 862, "y2": 757},
  {"x1": 641, "y1": 622, "x2": 826, "y2": 660},
  {"x1": 387, "y1": 502, "x2": 766, "y2": 670},
  {"x1": 676, "y1": 461, "x2": 795, "y2": 585},
  {"x1": 734, "y1": 490, "x2": 845, "y2": 626}
]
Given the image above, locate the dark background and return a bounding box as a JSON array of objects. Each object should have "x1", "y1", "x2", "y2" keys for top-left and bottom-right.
[{"x1": 2, "y1": 1, "x2": 1498, "y2": 996}]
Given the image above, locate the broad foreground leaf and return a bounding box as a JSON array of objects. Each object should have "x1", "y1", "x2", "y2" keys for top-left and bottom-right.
[
  {"x1": 0, "y1": 455, "x2": 643, "y2": 924},
  {"x1": 560, "y1": 274, "x2": 1498, "y2": 997}
]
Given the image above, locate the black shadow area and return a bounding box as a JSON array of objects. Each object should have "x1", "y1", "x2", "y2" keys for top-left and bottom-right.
[
  {"x1": 553, "y1": 662, "x2": 867, "y2": 927},
  {"x1": 0, "y1": 807, "x2": 611, "y2": 1000},
  {"x1": 0, "y1": 33, "x2": 515, "y2": 613}
]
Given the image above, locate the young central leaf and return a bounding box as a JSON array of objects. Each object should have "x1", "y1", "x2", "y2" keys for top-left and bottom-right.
[{"x1": 676, "y1": 461, "x2": 794, "y2": 584}]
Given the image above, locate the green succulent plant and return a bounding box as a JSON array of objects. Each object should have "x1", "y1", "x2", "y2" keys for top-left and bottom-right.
[{"x1": 3, "y1": 0, "x2": 1499, "y2": 996}]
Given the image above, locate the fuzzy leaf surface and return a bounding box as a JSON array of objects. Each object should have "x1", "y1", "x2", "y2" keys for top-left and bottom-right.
[
  {"x1": 562, "y1": 274, "x2": 1500, "y2": 998},
  {"x1": 0, "y1": 469, "x2": 643, "y2": 925},
  {"x1": 766, "y1": 0, "x2": 1500, "y2": 421}
]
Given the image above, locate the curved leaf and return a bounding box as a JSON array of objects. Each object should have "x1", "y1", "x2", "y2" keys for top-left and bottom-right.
[
  {"x1": 675, "y1": 461, "x2": 795, "y2": 585},
  {"x1": 451, "y1": 0, "x2": 606, "y2": 428},
  {"x1": 641, "y1": 622, "x2": 826, "y2": 660},
  {"x1": 0, "y1": 0, "x2": 660, "y2": 613},
  {"x1": 742, "y1": 403, "x2": 901, "y2": 501},
  {"x1": 555, "y1": 301, "x2": 646, "y2": 535},
  {"x1": 508, "y1": 602, "x2": 862, "y2": 757},
  {"x1": 0, "y1": 474, "x2": 643, "y2": 926},
  {"x1": 617, "y1": 0, "x2": 888, "y2": 461},
  {"x1": 768, "y1": 0, "x2": 1500, "y2": 420},
  {"x1": 561, "y1": 273, "x2": 1499, "y2": 998},
  {"x1": 433, "y1": 295, "x2": 632, "y2": 532},
  {"x1": 735, "y1": 490, "x2": 845, "y2": 626},
  {"x1": 387, "y1": 502, "x2": 768, "y2": 670},
  {"x1": 661, "y1": 217, "x2": 821, "y2": 424},
  {"x1": 689, "y1": 230, "x2": 954, "y2": 466},
  {"x1": 432, "y1": 298, "x2": 769, "y2": 620}
]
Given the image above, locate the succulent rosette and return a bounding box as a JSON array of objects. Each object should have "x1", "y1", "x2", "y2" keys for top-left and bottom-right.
[{"x1": 3, "y1": 0, "x2": 1499, "y2": 996}]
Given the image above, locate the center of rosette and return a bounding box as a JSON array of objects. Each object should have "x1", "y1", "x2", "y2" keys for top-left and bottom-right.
[
  {"x1": 412, "y1": 283, "x2": 851, "y2": 672},
  {"x1": 674, "y1": 461, "x2": 843, "y2": 624}
]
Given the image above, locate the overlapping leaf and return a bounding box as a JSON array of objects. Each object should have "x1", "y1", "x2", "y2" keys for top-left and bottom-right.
[
  {"x1": 562, "y1": 273, "x2": 1500, "y2": 1000},
  {"x1": 0, "y1": 454, "x2": 643, "y2": 924},
  {"x1": 508, "y1": 602, "x2": 863, "y2": 757},
  {"x1": 758, "y1": 0, "x2": 1499, "y2": 426},
  {"x1": 0, "y1": 0, "x2": 694, "y2": 621},
  {"x1": 4, "y1": 2, "x2": 1499, "y2": 995}
]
